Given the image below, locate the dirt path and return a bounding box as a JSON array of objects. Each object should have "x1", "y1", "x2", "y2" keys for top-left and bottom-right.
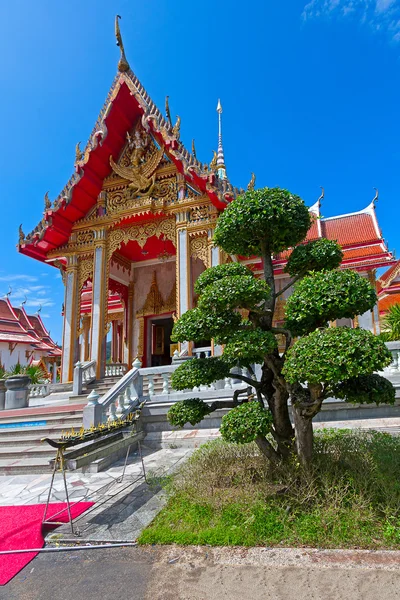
[{"x1": 2, "y1": 545, "x2": 400, "y2": 600}]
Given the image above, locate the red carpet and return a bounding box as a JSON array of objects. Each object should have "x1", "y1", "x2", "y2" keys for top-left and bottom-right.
[{"x1": 0, "y1": 502, "x2": 94, "y2": 585}]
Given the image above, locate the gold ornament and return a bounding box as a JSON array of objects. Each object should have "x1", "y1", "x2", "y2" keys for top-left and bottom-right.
[{"x1": 247, "y1": 172, "x2": 256, "y2": 191}]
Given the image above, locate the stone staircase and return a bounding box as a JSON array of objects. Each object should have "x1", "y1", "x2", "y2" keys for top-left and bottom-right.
[
  {"x1": 0, "y1": 376, "x2": 132, "y2": 475},
  {"x1": 0, "y1": 404, "x2": 86, "y2": 475}
]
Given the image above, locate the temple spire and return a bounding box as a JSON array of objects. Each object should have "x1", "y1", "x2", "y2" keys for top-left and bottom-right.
[
  {"x1": 115, "y1": 15, "x2": 130, "y2": 72},
  {"x1": 216, "y1": 99, "x2": 227, "y2": 179}
]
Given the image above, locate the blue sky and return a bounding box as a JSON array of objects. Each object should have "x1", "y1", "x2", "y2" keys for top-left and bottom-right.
[{"x1": 0, "y1": 0, "x2": 399, "y2": 343}]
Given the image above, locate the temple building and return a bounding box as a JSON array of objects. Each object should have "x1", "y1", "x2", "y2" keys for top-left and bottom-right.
[
  {"x1": 0, "y1": 298, "x2": 61, "y2": 377},
  {"x1": 378, "y1": 260, "x2": 400, "y2": 318},
  {"x1": 18, "y1": 18, "x2": 394, "y2": 383}
]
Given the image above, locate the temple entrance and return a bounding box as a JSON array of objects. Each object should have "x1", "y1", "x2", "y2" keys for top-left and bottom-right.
[{"x1": 147, "y1": 316, "x2": 174, "y2": 367}]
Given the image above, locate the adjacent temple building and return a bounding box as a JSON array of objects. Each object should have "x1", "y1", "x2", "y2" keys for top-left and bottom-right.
[
  {"x1": 18, "y1": 18, "x2": 394, "y2": 383},
  {"x1": 0, "y1": 298, "x2": 61, "y2": 377}
]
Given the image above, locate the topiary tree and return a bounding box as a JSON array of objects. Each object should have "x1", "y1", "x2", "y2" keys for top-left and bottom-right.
[{"x1": 167, "y1": 187, "x2": 394, "y2": 467}]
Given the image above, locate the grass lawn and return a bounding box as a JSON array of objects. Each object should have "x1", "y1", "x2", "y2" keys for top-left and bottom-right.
[{"x1": 139, "y1": 429, "x2": 400, "y2": 548}]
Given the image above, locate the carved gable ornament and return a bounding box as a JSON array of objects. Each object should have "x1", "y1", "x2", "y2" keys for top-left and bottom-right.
[{"x1": 107, "y1": 125, "x2": 176, "y2": 214}]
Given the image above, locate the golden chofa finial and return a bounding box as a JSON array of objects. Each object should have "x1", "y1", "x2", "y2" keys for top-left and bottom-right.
[
  {"x1": 75, "y1": 142, "x2": 83, "y2": 163},
  {"x1": 210, "y1": 150, "x2": 218, "y2": 171},
  {"x1": 372, "y1": 187, "x2": 379, "y2": 205},
  {"x1": 165, "y1": 96, "x2": 172, "y2": 128},
  {"x1": 191, "y1": 139, "x2": 197, "y2": 158},
  {"x1": 247, "y1": 172, "x2": 256, "y2": 191},
  {"x1": 115, "y1": 15, "x2": 130, "y2": 72},
  {"x1": 18, "y1": 224, "x2": 25, "y2": 244},
  {"x1": 44, "y1": 191, "x2": 51, "y2": 211}
]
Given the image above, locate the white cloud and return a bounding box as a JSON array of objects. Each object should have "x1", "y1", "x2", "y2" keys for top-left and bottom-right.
[
  {"x1": 302, "y1": 0, "x2": 400, "y2": 41},
  {"x1": 0, "y1": 274, "x2": 38, "y2": 283}
]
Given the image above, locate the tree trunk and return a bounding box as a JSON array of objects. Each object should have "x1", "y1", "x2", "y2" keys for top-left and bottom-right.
[
  {"x1": 292, "y1": 402, "x2": 314, "y2": 468},
  {"x1": 255, "y1": 435, "x2": 281, "y2": 465},
  {"x1": 261, "y1": 362, "x2": 294, "y2": 458}
]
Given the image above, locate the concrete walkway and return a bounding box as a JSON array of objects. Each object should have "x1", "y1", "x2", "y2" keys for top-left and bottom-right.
[{"x1": 0, "y1": 445, "x2": 192, "y2": 542}]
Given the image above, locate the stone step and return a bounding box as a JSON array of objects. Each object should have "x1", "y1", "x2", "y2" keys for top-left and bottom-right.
[
  {"x1": 0, "y1": 404, "x2": 85, "y2": 424},
  {"x1": 0, "y1": 444, "x2": 57, "y2": 460},
  {"x1": 0, "y1": 424, "x2": 83, "y2": 444},
  {"x1": 145, "y1": 428, "x2": 221, "y2": 449},
  {"x1": 0, "y1": 458, "x2": 53, "y2": 475}
]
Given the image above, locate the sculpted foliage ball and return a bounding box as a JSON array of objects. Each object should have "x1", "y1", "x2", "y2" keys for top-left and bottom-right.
[
  {"x1": 285, "y1": 238, "x2": 343, "y2": 277},
  {"x1": 198, "y1": 275, "x2": 270, "y2": 312},
  {"x1": 285, "y1": 269, "x2": 377, "y2": 336},
  {"x1": 171, "y1": 307, "x2": 241, "y2": 344},
  {"x1": 194, "y1": 263, "x2": 252, "y2": 296},
  {"x1": 332, "y1": 374, "x2": 396, "y2": 406},
  {"x1": 223, "y1": 328, "x2": 277, "y2": 367},
  {"x1": 171, "y1": 357, "x2": 232, "y2": 391},
  {"x1": 167, "y1": 398, "x2": 213, "y2": 428},
  {"x1": 220, "y1": 401, "x2": 273, "y2": 444},
  {"x1": 283, "y1": 327, "x2": 392, "y2": 385},
  {"x1": 213, "y1": 187, "x2": 311, "y2": 256}
]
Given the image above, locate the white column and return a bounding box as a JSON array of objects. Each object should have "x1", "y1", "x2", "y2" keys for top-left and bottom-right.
[
  {"x1": 176, "y1": 213, "x2": 191, "y2": 355},
  {"x1": 90, "y1": 229, "x2": 108, "y2": 379},
  {"x1": 61, "y1": 255, "x2": 79, "y2": 382},
  {"x1": 209, "y1": 230, "x2": 223, "y2": 356}
]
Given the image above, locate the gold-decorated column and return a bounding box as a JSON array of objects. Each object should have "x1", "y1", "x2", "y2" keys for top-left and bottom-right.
[
  {"x1": 90, "y1": 228, "x2": 108, "y2": 378},
  {"x1": 61, "y1": 254, "x2": 79, "y2": 382},
  {"x1": 175, "y1": 211, "x2": 191, "y2": 354}
]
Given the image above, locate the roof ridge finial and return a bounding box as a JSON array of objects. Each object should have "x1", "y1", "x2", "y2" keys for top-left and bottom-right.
[
  {"x1": 372, "y1": 187, "x2": 379, "y2": 206},
  {"x1": 317, "y1": 186, "x2": 324, "y2": 206},
  {"x1": 115, "y1": 15, "x2": 130, "y2": 73},
  {"x1": 216, "y1": 99, "x2": 226, "y2": 179}
]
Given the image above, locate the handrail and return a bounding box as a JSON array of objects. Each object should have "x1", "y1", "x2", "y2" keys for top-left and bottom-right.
[
  {"x1": 105, "y1": 363, "x2": 128, "y2": 378},
  {"x1": 28, "y1": 383, "x2": 51, "y2": 398},
  {"x1": 83, "y1": 358, "x2": 142, "y2": 428},
  {"x1": 73, "y1": 360, "x2": 96, "y2": 396}
]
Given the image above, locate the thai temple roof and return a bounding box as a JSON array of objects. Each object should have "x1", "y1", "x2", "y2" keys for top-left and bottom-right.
[
  {"x1": 0, "y1": 298, "x2": 61, "y2": 356},
  {"x1": 377, "y1": 259, "x2": 400, "y2": 316},
  {"x1": 17, "y1": 17, "x2": 394, "y2": 278}
]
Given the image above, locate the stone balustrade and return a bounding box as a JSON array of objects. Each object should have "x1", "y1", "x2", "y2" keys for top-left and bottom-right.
[
  {"x1": 382, "y1": 342, "x2": 400, "y2": 376},
  {"x1": 28, "y1": 383, "x2": 50, "y2": 398},
  {"x1": 72, "y1": 360, "x2": 96, "y2": 396},
  {"x1": 105, "y1": 363, "x2": 128, "y2": 378},
  {"x1": 83, "y1": 358, "x2": 143, "y2": 428}
]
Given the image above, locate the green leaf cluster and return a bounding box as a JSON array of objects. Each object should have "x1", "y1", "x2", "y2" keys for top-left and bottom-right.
[
  {"x1": 285, "y1": 238, "x2": 343, "y2": 277},
  {"x1": 285, "y1": 269, "x2": 377, "y2": 336},
  {"x1": 283, "y1": 327, "x2": 392, "y2": 385},
  {"x1": 167, "y1": 398, "x2": 213, "y2": 428},
  {"x1": 171, "y1": 307, "x2": 241, "y2": 344},
  {"x1": 381, "y1": 303, "x2": 400, "y2": 342},
  {"x1": 194, "y1": 262, "x2": 252, "y2": 295},
  {"x1": 213, "y1": 187, "x2": 311, "y2": 256},
  {"x1": 332, "y1": 374, "x2": 395, "y2": 406},
  {"x1": 223, "y1": 328, "x2": 277, "y2": 367},
  {"x1": 220, "y1": 401, "x2": 273, "y2": 444},
  {"x1": 198, "y1": 275, "x2": 270, "y2": 312},
  {"x1": 170, "y1": 357, "x2": 232, "y2": 391}
]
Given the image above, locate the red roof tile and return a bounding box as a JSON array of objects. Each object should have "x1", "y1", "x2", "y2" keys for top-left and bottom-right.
[
  {"x1": 320, "y1": 214, "x2": 378, "y2": 246},
  {"x1": 379, "y1": 292, "x2": 400, "y2": 314}
]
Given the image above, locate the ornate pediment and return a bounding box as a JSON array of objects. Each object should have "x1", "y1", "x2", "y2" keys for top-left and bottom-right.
[{"x1": 104, "y1": 123, "x2": 177, "y2": 215}]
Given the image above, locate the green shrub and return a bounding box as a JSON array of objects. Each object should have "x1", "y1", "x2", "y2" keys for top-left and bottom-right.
[
  {"x1": 220, "y1": 402, "x2": 273, "y2": 444},
  {"x1": 167, "y1": 398, "x2": 213, "y2": 428}
]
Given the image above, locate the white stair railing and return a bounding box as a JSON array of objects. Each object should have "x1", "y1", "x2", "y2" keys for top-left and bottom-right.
[
  {"x1": 105, "y1": 363, "x2": 128, "y2": 378},
  {"x1": 28, "y1": 383, "x2": 50, "y2": 398},
  {"x1": 73, "y1": 360, "x2": 96, "y2": 396},
  {"x1": 83, "y1": 358, "x2": 143, "y2": 428}
]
